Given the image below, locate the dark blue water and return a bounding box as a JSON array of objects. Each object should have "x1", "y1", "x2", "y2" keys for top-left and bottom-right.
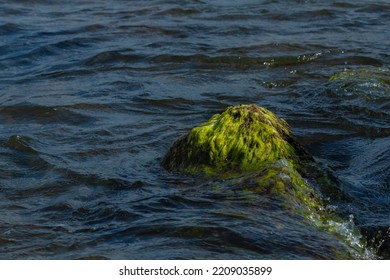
[{"x1": 0, "y1": 0, "x2": 389, "y2": 259}]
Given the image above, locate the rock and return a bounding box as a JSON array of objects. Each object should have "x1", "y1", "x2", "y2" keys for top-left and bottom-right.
[
  {"x1": 329, "y1": 67, "x2": 390, "y2": 97},
  {"x1": 162, "y1": 104, "x2": 321, "y2": 211},
  {"x1": 161, "y1": 105, "x2": 334, "y2": 210},
  {"x1": 329, "y1": 67, "x2": 390, "y2": 85},
  {"x1": 162, "y1": 104, "x2": 372, "y2": 258},
  {"x1": 163, "y1": 104, "x2": 311, "y2": 175}
]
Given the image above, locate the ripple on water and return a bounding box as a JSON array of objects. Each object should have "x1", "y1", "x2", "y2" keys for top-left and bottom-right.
[{"x1": 0, "y1": 104, "x2": 94, "y2": 125}]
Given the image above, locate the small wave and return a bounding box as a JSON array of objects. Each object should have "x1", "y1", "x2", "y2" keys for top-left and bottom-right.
[
  {"x1": 266, "y1": 8, "x2": 337, "y2": 21},
  {"x1": 356, "y1": 3, "x2": 390, "y2": 14},
  {"x1": 0, "y1": 23, "x2": 24, "y2": 35},
  {"x1": 52, "y1": 37, "x2": 93, "y2": 50},
  {"x1": 36, "y1": 203, "x2": 142, "y2": 226},
  {"x1": 218, "y1": 43, "x2": 339, "y2": 56},
  {"x1": 330, "y1": 56, "x2": 383, "y2": 67},
  {"x1": 38, "y1": 24, "x2": 106, "y2": 37},
  {"x1": 331, "y1": 2, "x2": 359, "y2": 9},
  {"x1": 0, "y1": 104, "x2": 93, "y2": 125},
  {"x1": 84, "y1": 51, "x2": 145, "y2": 66},
  {"x1": 33, "y1": 68, "x2": 95, "y2": 80},
  {"x1": 3, "y1": 135, "x2": 38, "y2": 155},
  {"x1": 118, "y1": 25, "x2": 187, "y2": 38},
  {"x1": 0, "y1": 45, "x2": 58, "y2": 66},
  {"x1": 151, "y1": 53, "x2": 329, "y2": 70},
  {"x1": 154, "y1": 8, "x2": 201, "y2": 17}
]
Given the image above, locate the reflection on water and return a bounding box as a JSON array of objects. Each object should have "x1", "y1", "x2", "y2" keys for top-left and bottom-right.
[{"x1": 0, "y1": 0, "x2": 389, "y2": 259}]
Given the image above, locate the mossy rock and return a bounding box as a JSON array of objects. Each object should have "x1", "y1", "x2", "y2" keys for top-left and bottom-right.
[
  {"x1": 329, "y1": 67, "x2": 390, "y2": 96},
  {"x1": 162, "y1": 104, "x2": 336, "y2": 213},
  {"x1": 163, "y1": 104, "x2": 311, "y2": 176},
  {"x1": 162, "y1": 104, "x2": 371, "y2": 257},
  {"x1": 329, "y1": 67, "x2": 390, "y2": 85}
]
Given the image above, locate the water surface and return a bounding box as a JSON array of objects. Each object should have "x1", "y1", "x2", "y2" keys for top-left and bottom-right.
[{"x1": 0, "y1": 0, "x2": 389, "y2": 259}]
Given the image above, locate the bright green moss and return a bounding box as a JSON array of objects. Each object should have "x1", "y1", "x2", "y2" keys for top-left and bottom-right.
[
  {"x1": 162, "y1": 104, "x2": 322, "y2": 214},
  {"x1": 162, "y1": 104, "x2": 372, "y2": 257},
  {"x1": 162, "y1": 104, "x2": 323, "y2": 212},
  {"x1": 163, "y1": 105, "x2": 305, "y2": 176}
]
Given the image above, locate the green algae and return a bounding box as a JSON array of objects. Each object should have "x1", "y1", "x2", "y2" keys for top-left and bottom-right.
[
  {"x1": 163, "y1": 104, "x2": 308, "y2": 176},
  {"x1": 245, "y1": 160, "x2": 322, "y2": 214},
  {"x1": 162, "y1": 104, "x2": 331, "y2": 219},
  {"x1": 162, "y1": 104, "x2": 329, "y2": 214},
  {"x1": 162, "y1": 104, "x2": 373, "y2": 258}
]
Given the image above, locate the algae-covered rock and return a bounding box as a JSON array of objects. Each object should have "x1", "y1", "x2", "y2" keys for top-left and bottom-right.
[
  {"x1": 162, "y1": 104, "x2": 329, "y2": 214},
  {"x1": 329, "y1": 67, "x2": 390, "y2": 85},
  {"x1": 163, "y1": 104, "x2": 310, "y2": 176},
  {"x1": 329, "y1": 67, "x2": 390, "y2": 96},
  {"x1": 162, "y1": 104, "x2": 372, "y2": 258}
]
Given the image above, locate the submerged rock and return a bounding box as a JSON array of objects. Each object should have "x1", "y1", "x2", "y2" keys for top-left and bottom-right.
[
  {"x1": 163, "y1": 104, "x2": 373, "y2": 258},
  {"x1": 329, "y1": 67, "x2": 390, "y2": 97},
  {"x1": 329, "y1": 67, "x2": 390, "y2": 85}
]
